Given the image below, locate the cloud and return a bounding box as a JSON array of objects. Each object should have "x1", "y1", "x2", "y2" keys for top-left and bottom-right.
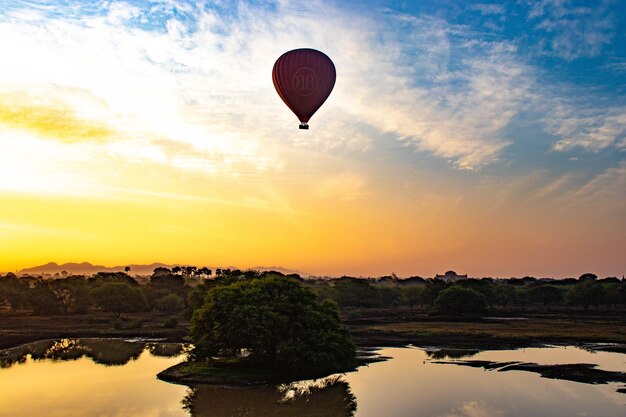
[
  {"x1": 1, "y1": 0, "x2": 621, "y2": 173},
  {"x1": 0, "y1": 0, "x2": 542, "y2": 170},
  {"x1": 441, "y1": 401, "x2": 505, "y2": 417},
  {"x1": 0, "y1": 93, "x2": 114, "y2": 142},
  {"x1": 313, "y1": 172, "x2": 368, "y2": 202},
  {"x1": 567, "y1": 160, "x2": 626, "y2": 208},
  {"x1": 527, "y1": 0, "x2": 614, "y2": 60},
  {"x1": 547, "y1": 103, "x2": 626, "y2": 152},
  {"x1": 470, "y1": 4, "x2": 506, "y2": 15}
]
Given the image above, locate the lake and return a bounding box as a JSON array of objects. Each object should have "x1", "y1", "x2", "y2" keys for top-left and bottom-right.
[{"x1": 0, "y1": 339, "x2": 624, "y2": 417}]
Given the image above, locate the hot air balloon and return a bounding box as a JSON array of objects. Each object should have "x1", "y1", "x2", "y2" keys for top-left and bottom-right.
[{"x1": 272, "y1": 48, "x2": 336, "y2": 129}]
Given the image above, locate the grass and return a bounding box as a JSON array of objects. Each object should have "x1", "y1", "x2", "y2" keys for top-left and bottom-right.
[
  {"x1": 1, "y1": 307, "x2": 625, "y2": 351},
  {"x1": 157, "y1": 358, "x2": 358, "y2": 386},
  {"x1": 0, "y1": 312, "x2": 186, "y2": 349},
  {"x1": 355, "y1": 317, "x2": 626, "y2": 346}
]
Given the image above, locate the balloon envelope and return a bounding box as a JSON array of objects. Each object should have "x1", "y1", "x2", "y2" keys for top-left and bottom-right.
[{"x1": 272, "y1": 48, "x2": 336, "y2": 129}]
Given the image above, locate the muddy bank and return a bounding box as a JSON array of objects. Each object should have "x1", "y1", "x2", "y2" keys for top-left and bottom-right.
[
  {"x1": 433, "y1": 359, "x2": 626, "y2": 393},
  {"x1": 1, "y1": 310, "x2": 625, "y2": 352},
  {"x1": 0, "y1": 313, "x2": 186, "y2": 349}
]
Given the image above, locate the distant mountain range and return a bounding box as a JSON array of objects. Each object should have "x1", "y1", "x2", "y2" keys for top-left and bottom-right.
[{"x1": 17, "y1": 262, "x2": 310, "y2": 277}]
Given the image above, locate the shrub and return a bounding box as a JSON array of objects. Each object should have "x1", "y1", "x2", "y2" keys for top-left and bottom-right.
[
  {"x1": 163, "y1": 317, "x2": 179, "y2": 328},
  {"x1": 433, "y1": 286, "x2": 487, "y2": 317},
  {"x1": 90, "y1": 283, "x2": 147, "y2": 318},
  {"x1": 155, "y1": 293, "x2": 185, "y2": 313}
]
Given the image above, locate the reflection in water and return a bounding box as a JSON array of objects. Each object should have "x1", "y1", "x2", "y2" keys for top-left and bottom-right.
[
  {"x1": 424, "y1": 348, "x2": 479, "y2": 360},
  {"x1": 148, "y1": 342, "x2": 186, "y2": 358},
  {"x1": 1, "y1": 341, "x2": 625, "y2": 417},
  {"x1": 0, "y1": 338, "x2": 186, "y2": 367},
  {"x1": 182, "y1": 376, "x2": 357, "y2": 417}
]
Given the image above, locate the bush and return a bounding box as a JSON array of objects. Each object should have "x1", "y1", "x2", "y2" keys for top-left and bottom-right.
[
  {"x1": 163, "y1": 317, "x2": 179, "y2": 328},
  {"x1": 190, "y1": 275, "x2": 356, "y2": 373},
  {"x1": 433, "y1": 286, "x2": 487, "y2": 317},
  {"x1": 90, "y1": 283, "x2": 147, "y2": 318},
  {"x1": 155, "y1": 294, "x2": 185, "y2": 313},
  {"x1": 527, "y1": 285, "x2": 564, "y2": 307}
]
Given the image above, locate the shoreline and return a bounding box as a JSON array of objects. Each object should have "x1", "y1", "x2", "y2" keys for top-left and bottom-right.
[{"x1": 1, "y1": 309, "x2": 625, "y2": 352}]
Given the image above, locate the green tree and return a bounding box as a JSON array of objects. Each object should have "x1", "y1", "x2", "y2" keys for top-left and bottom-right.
[
  {"x1": 91, "y1": 272, "x2": 138, "y2": 286},
  {"x1": 150, "y1": 272, "x2": 185, "y2": 292},
  {"x1": 155, "y1": 293, "x2": 185, "y2": 313},
  {"x1": 494, "y1": 284, "x2": 518, "y2": 307},
  {"x1": 527, "y1": 285, "x2": 564, "y2": 307},
  {"x1": 190, "y1": 275, "x2": 356, "y2": 373},
  {"x1": 90, "y1": 283, "x2": 147, "y2": 318},
  {"x1": 457, "y1": 279, "x2": 497, "y2": 307},
  {"x1": 421, "y1": 279, "x2": 448, "y2": 307},
  {"x1": 566, "y1": 281, "x2": 606, "y2": 310},
  {"x1": 402, "y1": 286, "x2": 424, "y2": 311},
  {"x1": 433, "y1": 286, "x2": 487, "y2": 317},
  {"x1": 29, "y1": 280, "x2": 63, "y2": 314},
  {"x1": 49, "y1": 277, "x2": 92, "y2": 314},
  {"x1": 332, "y1": 278, "x2": 379, "y2": 310},
  {"x1": 603, "y1": 283, "x2": 622, "y2": 309},
  {"x1": 578, "y1": 273, "x2": 598, "y2": 282},
  {"x1": 0, "y1": 274, "x2": 30, "y2": 311}
]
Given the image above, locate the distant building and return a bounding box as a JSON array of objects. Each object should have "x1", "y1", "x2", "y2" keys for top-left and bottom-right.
[{"x1": 434, "y1": 270, "x2": 468, "y2": 281}]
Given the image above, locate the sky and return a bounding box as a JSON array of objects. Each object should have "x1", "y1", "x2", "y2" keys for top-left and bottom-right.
[{"x1": 0, "y1": 0, "x2": 624, "y2": 278}]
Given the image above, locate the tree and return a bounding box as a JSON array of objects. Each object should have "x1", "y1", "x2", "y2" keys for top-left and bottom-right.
[
  {"x1": 197, "y1": 267, "x2": 212, "y2": 277},
  {"x1": 579, "y1": 273, "x2": 598, "y2": 282},
  {"x1": 150, "y1": 271, "x2": 185, "y2": 295},
  {"x1": 421, "y1": 279, "x2": 448, "y2": 307},
  {"x1": 433, "y1": 286, "x2": 487, "y2": 317},
  {"x1": 90, "y1": 283, "x2": 147, "y2": 318},
  {"x1": 527, "y1": 285, "x2": 564, "y2": 307},
  {"x1": 494, "y1": 284, "x2": 518, "y2": 307},
  {"x1": 153, "y1": 267, "x2": 172, "y2": 276},
  {"x1": 332, "y1": 278, "x2": 379, "y2": 310},
  {"x1": 0, "y1": 274, "x2": 30, "y2": 311},
  {"x1": 124, "y1": 266, "x2": 131, "y2": 273},
  {"x1": 92, "y1": 272, "x2": 138, "y2": 286},
  {"x1": 402, "y1": 286, "x2": 424, "y2": 311},
  {"x1": 566, "y1": 281, "x2": 606, "y2": 310},
  {"x1": 49, "y1": 277, "x2": 91, "y2": 314},
  {"x1": 190, "y1": 275, "x2": 356, "y2": 373},
  {"x1": 456, "y1": 279, "x2": 496, "y2": 307},
  {"x1": 155, "y1": 293, "x2": 185, "y2": 313},
  {"x1": 29, "y1": 280, "x2": 63, "y2": 314}
]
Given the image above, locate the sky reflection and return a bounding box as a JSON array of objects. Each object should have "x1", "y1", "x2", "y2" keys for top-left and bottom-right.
[{"x1": 0, "y1": 341, "x2": 625, "y2": 417}]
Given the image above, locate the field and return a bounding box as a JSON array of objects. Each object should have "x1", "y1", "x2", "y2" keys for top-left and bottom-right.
[{"x1": 1, "y1": 307, "x2": 625, "y2": 351}]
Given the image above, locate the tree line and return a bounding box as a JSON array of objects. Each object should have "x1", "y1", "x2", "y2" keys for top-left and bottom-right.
[
  {"x1": 313, "y1": 273, "x2": 625, "y2": 316},
  {"x1": 0, "y1": 269, "x2": 624, "y2": 319}
]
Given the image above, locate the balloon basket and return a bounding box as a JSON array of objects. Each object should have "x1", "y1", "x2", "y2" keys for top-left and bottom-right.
[{"x1": 299, "y1": 123, "x2": 309, "y2": 130}]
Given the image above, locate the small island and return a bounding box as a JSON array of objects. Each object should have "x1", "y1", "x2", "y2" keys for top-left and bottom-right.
[{"x1": 158, "y1": 274, "x2": 358, "y2": 385}]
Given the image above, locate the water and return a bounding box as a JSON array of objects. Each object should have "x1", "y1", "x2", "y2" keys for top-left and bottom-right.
[{"x1": 0, "y1": 339, "x2": 624, "y2": 417}]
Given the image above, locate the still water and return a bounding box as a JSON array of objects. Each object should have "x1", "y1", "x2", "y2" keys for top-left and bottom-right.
[{"x1": 0, "y1": 339, "x2": 624, "y2": 417}]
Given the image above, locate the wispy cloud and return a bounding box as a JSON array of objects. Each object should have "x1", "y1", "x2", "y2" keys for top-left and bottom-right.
[
  {"x1": 0, "y1": 93, "x2": 114, "y2": 142},
  {"x1": 547, "y1": 103, "x2": 626, "y2": 152},
  {"x1": 567, "y1": 160, "x2": 626, "y2": 208},
  {"x1": 527, "y1": 0, "x2": 614, "y2": 60},
  {"x1": 0, "y1": 0, "x2": 542, "y2": 170},
  {"x1": 470, "y1": 4, "x2": 506, "y2": 16}
]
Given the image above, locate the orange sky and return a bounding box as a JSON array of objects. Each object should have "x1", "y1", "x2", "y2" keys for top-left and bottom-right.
[{"x1": 0, "y1": 1, "x2": 624, "y2": 278}]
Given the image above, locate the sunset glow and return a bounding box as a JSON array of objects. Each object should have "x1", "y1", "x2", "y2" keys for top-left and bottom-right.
[{"x1": 1, "y1": 1, "x2": 624, "y2": 277}]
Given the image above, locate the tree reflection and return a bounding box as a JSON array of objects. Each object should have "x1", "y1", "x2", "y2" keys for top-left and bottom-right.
[
  {"x1": 0, "y1": 338, "x2": 185, "y2": 368},
  {"x1": 425, "y1": 349, "x2": 479, "y2": 360},
  {"x1": 147, "y1": 342, "x2": 186, "y2": 358},
  {"x1": 182, "y1": 376, "x2": 357, "y2": 417}
]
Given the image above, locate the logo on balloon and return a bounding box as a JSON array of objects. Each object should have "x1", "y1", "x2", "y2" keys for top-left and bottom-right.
[{"x1": 292, "y1": 67, "x2": 318, "y2": 96}]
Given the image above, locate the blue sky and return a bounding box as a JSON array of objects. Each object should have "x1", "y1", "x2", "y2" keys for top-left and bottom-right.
[{"x1": 0, "y1": 0, "x2": 624, "y2": 276}]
